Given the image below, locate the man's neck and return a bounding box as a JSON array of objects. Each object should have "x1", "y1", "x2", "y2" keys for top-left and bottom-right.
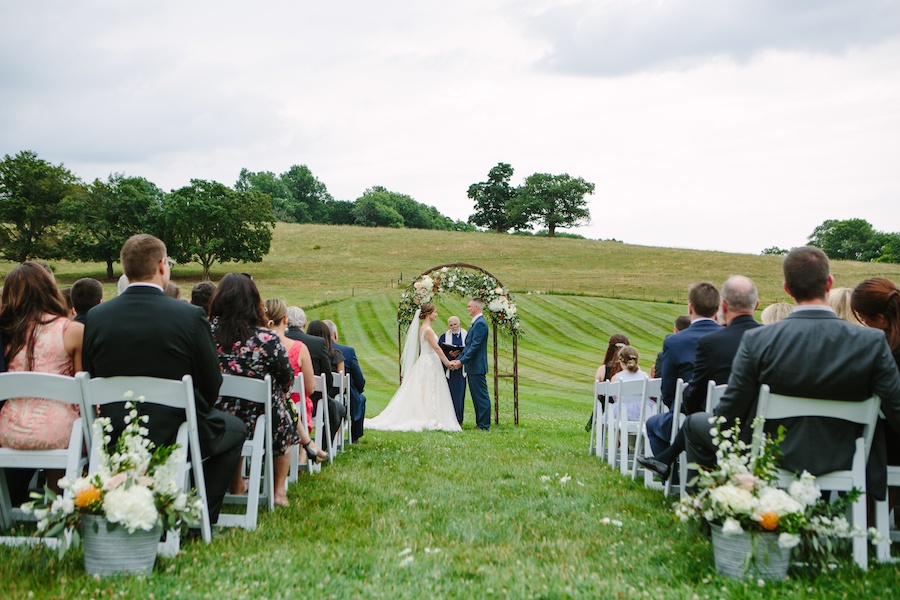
[
  {"x1": 724, "y1": 311, "x2": 754, "y2": 326},
  {"x1": 795, "y1": 298, "x2": 829, "y2": 307}
]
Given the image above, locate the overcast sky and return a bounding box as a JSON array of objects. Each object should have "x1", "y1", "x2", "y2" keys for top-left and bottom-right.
[{"x1": 2, "y1": 1, "x2": 899, "y2": 254}]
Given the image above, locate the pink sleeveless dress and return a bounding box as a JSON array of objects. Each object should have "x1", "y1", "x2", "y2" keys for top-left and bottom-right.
[
  {"x1": 0, "y1": 317, "x2": 79, "y2": 450},
  {"x1": 288, "y1": 341, "x2": 313, "y2": 433}
]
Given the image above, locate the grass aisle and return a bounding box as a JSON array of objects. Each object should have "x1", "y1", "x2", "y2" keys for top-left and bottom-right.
[{"x1": 3, "y1": 416, "x2": 897, "y2": 598}]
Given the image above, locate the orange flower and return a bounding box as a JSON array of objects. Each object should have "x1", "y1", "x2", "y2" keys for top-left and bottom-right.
[
  {"x1": 758, "y1": 512, "x2": 779, "y2": 531},
  {"x1": 74, "y1": 485, "x2": 102, "y2": 508}
]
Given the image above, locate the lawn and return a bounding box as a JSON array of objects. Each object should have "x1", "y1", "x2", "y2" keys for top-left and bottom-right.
[{"x1": 2, "y1": 224, "x2": 900, "y2": 598}]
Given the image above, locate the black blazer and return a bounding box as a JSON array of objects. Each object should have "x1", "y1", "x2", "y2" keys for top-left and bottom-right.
[
  {"x1": 716, "y1": 308, "x2": 900, "y2": 488},
  {"x1": 682, "y1": 314, "x2": 761, "y2": 414},
  {"x1": 334, "y1": 341, "x2": 366, "y2": 422},
  {"x1": 660, "y1": 318, "x2": 723, "y2": 408},
  {"x1": 82, "y1": 285, "x2": 223, "y2": 446}
]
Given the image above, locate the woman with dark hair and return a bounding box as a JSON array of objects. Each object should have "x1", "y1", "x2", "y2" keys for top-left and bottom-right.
[
  {"x1": 307, "y1": 319, "x2": 344, "y2": 375},
  {"x1": 852, "y1": 277, "x2": 900, "y2": 468},
  {"x1": 0, "y1": 262, "x2": 84, "y2": 498},
  {"x1": 208, "y1": 273, "x2": 300, "y2": 507},
  {"x1": 585, "y1": 333, "x2": 629, "y2": 431}
]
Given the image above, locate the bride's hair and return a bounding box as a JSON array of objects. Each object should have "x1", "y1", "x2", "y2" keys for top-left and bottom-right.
[{"x1": 419, "y1": 303, "x2": 436, "y2": 319}]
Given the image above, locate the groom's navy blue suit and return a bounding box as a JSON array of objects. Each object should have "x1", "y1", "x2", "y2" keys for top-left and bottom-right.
[{"x1": 457, "y1": 314, "x2": 491, "y2": 430}]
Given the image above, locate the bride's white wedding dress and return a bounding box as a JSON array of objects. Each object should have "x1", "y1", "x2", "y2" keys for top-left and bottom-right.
[{"x1": 367, "y1": 325, "x2": 462, "y2": 432}]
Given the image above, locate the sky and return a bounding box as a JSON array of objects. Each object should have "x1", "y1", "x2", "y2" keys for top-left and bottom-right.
[{"x1": 2, "y1": 0, "x2": 899, "y2": 255}]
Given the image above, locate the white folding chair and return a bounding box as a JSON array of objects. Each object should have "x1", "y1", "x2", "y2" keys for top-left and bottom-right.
[
  {"x1": 663, "y1": 379, "x2": 688, "y2": 497},
  {"x1": 604, "y1": 381, "x2": 621, "y2": 469},
  {"x1": 590, "y1": 380, "x2": 611, "y2": 459},
  {"x1": 330, "y1": 372, "x2": 347, "y2": 455},
  {"x1": 876, "y1": 461, "x2": 900, "y2": 563},
  {"x1": 312, "y1": 374, "x2": 333, "y2": 464},
  {"x1": 631, "y1": 378, "x2": 662, "y2": 480},
  {"x1": 288, "y1": 374, "x2": 320, "y2": 482},
  {"x1": 752, "y1": 384, "x2": 880, "y2": 571},
  {"x1": 0, "y1": 372, "x2": 87, "y2": 550},
  {"x1": 705, "y1": 381, "x2": 727, "y2": 413},
  {"x1": 341, "y1": 372, "x2": 352, "y2": 447},
  {"x1": 217, "y1": 374, "x2": 274, "y2": 531},
  {"x1": 78, "y1": 372, "x2": 212, "y2": 553},
  {"x1": 612, "y1": 379, "x2": 656, "y2": 476}
]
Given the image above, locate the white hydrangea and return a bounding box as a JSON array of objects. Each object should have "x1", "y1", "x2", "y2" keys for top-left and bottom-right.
[
  {"x1": 103, "y1": 485, "x2": 159, "y2": 533},
  {"x1": 778, "y1": 532, "x2": 801, "y2": 549},
  {"x1": 722, "y1": 517, "x2": 744, "y2": 536},
  {"x1": 710, "y1": 484, "x2": 758, "y2": 515},
  {"x1": 788, "y1": 471, "x2": 821, "y2": 508},
  {"x1": 754, "y1": 486, "x2": 803, "y2": 518}
]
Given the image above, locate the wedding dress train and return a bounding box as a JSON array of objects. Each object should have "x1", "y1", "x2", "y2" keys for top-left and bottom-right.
[{"x1": 367, "y1": 327, "x2": 462, "y2": 432}]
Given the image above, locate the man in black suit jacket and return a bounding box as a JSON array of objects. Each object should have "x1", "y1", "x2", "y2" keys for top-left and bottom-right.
[
  {"x1": 328, "y1": 322, "x2": 367, "y2": 442},
  {"x1": 285, "y1": 306, "x2": 332, "y2": 396},
  {"x1": 684, "y1": 247, "x2": 900, "y2": 499},
  {"x1": 639, "y1": 276, "x2": 760, "y2": 478},
  {"x1": 82, "y1": 234, "x2": 246, "y2": 522}
]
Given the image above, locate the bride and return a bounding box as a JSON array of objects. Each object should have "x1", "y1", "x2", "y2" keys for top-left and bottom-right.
[{"x1": 367, "y1": 303, "x2": 462, "y2": 432}]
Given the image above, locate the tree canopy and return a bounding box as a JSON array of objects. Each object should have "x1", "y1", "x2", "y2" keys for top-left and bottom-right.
[
  {"x1": 353, "y1": 186, "x2": 457, "y2": 230},
  {"x1": 467, "y1": 163, "x2": 519, "y2": 233},
  {"x1": 807, "y1": 218, "x2": 900, "y2": 263},
  {"x1": 513, "y1": 173, "x2": 594, "y2": 237},
  {"x1": 0, "y1": 150, "x2": 80, "y2": 262},
  {"x1": 61, "y1": 174, "x2": 164, "y2": 278},
  {"x1": 162, "y1": 179, "x2": 276, "y2": 279}
]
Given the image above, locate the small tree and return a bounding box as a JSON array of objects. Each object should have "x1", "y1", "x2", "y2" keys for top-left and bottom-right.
[
  {"x1": 808, "y1": 218, "x2": 882, "y2": 262},
  {"x1": 61, "y1": 174, "x2": 164, "y2": 278},
  {"x1": 236, "y1": 168, "x2": 294, "y2": 222},
  {"x1": 162, "y1": 180, "x2": 275, "y2": 279},
  {"x1": 513, "y1": 173, "x2": 594, "y2": 237},
  {"x1": 467, "y1": 162, "x2": 518, "y2": 233},
  {"x1": 281, "y1": 164, "x2": 333, "y2": 223},
  {"x1": 0, "y1": 150, "x2": 80, "y2": 262}
]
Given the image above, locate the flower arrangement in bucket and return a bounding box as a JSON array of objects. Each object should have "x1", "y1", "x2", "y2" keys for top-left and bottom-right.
[
  {"x1": 674, "y1": 416, "x2": 884, "y2": 578},
  {"x1": 23, "y1": 394, "x2": 203, "y2": 574}
]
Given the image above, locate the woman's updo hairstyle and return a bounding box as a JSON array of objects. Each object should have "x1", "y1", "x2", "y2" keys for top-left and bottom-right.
[
  {"x1": 264, "y1": 298, "x2": 287, "y2": 328},
  {"x1": 419, "y1": 303, "x2": 436, "y2": 319},
  {"x1": 851, "y1": 277, "x2": 900, "y2": 352},
  {"x1": 617, "y1": 345, "x2": 640, "y2": 373}
]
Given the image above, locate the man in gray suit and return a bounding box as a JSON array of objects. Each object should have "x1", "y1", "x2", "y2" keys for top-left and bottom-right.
[{"x1": 683, "y1": 246, "x2": 900, "y2": 500}]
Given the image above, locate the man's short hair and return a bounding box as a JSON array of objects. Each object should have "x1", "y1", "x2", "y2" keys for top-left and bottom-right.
[
  {"x1": 721, "y1": 276, "x2": 758, "y2": 313},
  {"x1": 688, "y1": 282, "x2": 720, "y2": 317},
  {"x1": 674, "y1": 314, "x2": 691, "y2": 331},
  {"x1": 783, "y1": 246, "x2": 830, "y2": 302},
  {"x1": 120, "y1": 234, "x2": 166, "y2": 282},
  {"x1": 71, "y1": 277, "x2": 103, "y2": 315},
  {"x1": 287, "y1": 306, "x2": 307, "y2": 328},
  {"x1": 470, "y1": 297, "x2": 485, "y2": 308},
  {"x1": 324, "y1": 319, "x2": 337, "y2": 338},
  {"x1": 191, "y1": 281, "x2": 217, "y2": 314}
]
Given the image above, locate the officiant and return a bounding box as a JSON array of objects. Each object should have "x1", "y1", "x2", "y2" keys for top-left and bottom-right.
[{"x1": 439, "y1": 316, "x2": 467, "y2": 424}]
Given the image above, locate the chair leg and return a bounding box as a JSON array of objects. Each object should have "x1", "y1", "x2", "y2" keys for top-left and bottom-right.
[
  {"x1": 851, "y1": 495, "x2": 868, "y2": 570},
  {"x1": 875, "y1": 498, "x2": 895, "y2": 563}
]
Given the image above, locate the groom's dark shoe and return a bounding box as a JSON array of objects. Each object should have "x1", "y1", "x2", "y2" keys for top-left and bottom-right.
[{"x1": 636, "y1": 455, "x2": 670, "y2": 480}]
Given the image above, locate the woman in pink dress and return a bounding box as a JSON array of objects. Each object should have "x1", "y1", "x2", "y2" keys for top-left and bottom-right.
[{"x1": 0, "y1": 262, "x2": 85, "y2": 496}]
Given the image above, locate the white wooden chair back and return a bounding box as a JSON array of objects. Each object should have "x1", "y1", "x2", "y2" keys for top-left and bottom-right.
[
  {"x1": 288, "y1": 374, "x2": 320, "y2": 481},
  {"x1": 611, "y1": 379, "x2": 653, "y2": 476},
  {"x1": 663, "y1": 379, "x2": 688, "y2": 498},
  {"x1": 876, "y1": 461, "x2": 900, "y2": 563},
  {"x1": 705, "y1": 381, "x2": 727, "y2": 413},
  {"x1": 752, "y1": 384, "x2": 880, "y2": 570},
  {"x1": 604, "y1": 381, "x2": 621, "y2": 468},
  {"x1": 77, "y1": 372, "x2": 211, "y2": 551},
  {"x1": 330, "y1": 372, "x2": 347, "y2": 455},
  {"x1": 217, "y1": 374, "x2": 274, "y2": 531},
  {"x1": 313, "y1": 374, "x2": 333, "y2": 464},
  {"x1": 590, "y1": 380, "x2": 610, "y2": 460},
  {"x1": 0, "y1": 372, "x2": 88, "y2": 549},
  {"x1": 630, "y1": 377, "x2": 662, "y2": 480},
  {"x1": 341, "y1": 372, "x2": 352, "y2": 446}
]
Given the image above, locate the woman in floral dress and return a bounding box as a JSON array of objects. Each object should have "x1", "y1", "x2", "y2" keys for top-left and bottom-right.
[{"x1": 208, "y1": 273, "x2": 300, "y2": 507}]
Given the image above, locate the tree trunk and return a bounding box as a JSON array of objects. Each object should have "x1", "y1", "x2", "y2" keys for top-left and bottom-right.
[
  {"x1": 106, "y1": 260, "x2": 114, "y2": 280},
  {"x1": 548, "y1": 223, "x2": 556, "y2": 238}
]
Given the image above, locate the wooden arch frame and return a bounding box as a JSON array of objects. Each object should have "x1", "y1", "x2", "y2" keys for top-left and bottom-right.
[{"x1": 396, "y1": 263, "x2": 519, "y2": 425}]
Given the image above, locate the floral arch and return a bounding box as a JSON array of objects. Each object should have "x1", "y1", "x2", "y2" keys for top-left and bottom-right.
[{"x1": 397, "y1": 263, "x2": 520, "y2": 425}]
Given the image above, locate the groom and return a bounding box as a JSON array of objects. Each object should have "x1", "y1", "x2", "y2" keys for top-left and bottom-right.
[{"x1": 450, "y1": 298, "x2": 491, "y2": 431}]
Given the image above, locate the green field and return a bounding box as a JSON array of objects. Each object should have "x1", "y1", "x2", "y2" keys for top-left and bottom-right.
[{"x1": 2, "y1": 224, "x2": 900, "y2": 598}]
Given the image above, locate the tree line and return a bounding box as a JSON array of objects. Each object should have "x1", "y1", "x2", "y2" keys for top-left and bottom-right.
[
  {"x1": 1, "y1": 151, "x2": 597, "y2": 280},
  {"x1": 762, "y1": 218, "x2": 900, "y2": 263}
]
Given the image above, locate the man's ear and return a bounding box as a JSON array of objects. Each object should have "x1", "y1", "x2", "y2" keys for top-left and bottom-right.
[{"x1": 782, "y1": 280, "x2": 793, "y2": 299}]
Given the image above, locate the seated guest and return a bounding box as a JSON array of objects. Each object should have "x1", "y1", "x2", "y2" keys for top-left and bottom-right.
[
  {"x1": 70, "y1": 277, "x2": 103, "y2": 325},
  {"x1": 586, "y1": 333, "x2": 628, "y2": 431},
  {"x1": 0, "y1": 262, "x2": 84, "y2": 501},
  {"x1": 264, "y1": 298, "x2": 327, "y2": 464},
  {"x1": 165, "y1": 281, "x2": 182, "y2": 299},
  {"x1": 209, "y1": 274, "x2": 300, "y2": 507},
  {"x1": 60, "y1": 287, "x2": 75, "y2": 319},
  {"x1": 326, "y1": 319, "x2": 368, "y2": 441},
  {"x1": 760, "y1": 302, "x2": 793, "y2": 324},
  {"x1": 190, "y1": 281, "x2": 217, "y2": 316},
  {"x1": 829, "y1": 286, "x2": 863, "y2": 325},
  {"x1": 684, "y1": 248, "x2": 900, "y2": 501},
  {"x1": 609, "y1": 345, "x2": 652, "y2": 421},
  {"x1": 852, "y1": 278, "x2": 900, "y2": 478},
  {"x1": 83, "y1": 234, "x2": 246, "y2": 524},
  {"x1": 650, "y1": 315, "x2": 690, "y2": 378},
  {"x1": 285, "y1": 306, "x2": 333, "y2": 399},
  {"x1": 307, "y1": 320, "x2": 344, "y2": 375}
]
